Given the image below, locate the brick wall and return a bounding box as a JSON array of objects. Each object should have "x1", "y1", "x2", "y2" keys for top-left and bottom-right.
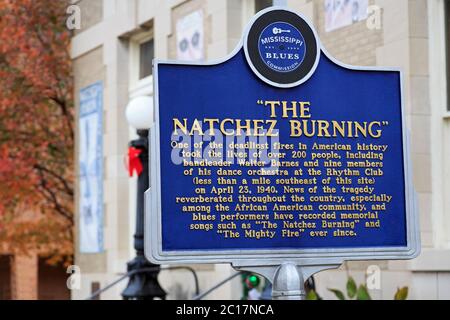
[{"x1": 10, "y1": 254, "x2": 38, "y2": 300}]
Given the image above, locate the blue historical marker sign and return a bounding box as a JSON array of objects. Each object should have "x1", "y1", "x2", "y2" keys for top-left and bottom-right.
[{"x1": 146, "y1": 8, "x2": 420, "y2": 265}]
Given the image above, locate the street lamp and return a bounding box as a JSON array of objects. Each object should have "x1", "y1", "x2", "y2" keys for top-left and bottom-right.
[{"x1": 122, "y1": 96, "x2": 166, "y2": 300}]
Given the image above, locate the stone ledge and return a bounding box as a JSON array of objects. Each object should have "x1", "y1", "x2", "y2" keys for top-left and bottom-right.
[{"x1": 407, "y1": 248, "x2": 450, "y2": 271}]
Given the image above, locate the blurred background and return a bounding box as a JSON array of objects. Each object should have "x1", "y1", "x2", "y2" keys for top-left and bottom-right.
[{"x1": 0, "y1": 0, "x2": 449, "y2": 300}]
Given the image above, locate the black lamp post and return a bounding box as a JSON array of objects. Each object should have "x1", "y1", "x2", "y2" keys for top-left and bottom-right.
[{"x1": 122, "y1": 97, "x2": 166, "y2": 300}]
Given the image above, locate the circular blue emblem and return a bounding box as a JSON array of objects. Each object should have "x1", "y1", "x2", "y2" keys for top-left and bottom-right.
[
  {"x1": 245, "y1": 9, "x2": 320, "y2": 87},
  {"x1": 258, "y1": 22, "x2": 306, "y2": 73}
]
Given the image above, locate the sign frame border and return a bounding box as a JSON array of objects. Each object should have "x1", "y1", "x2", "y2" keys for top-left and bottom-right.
[{"x1": 145, "y1": 7, "x2": 421, "y2": 265}]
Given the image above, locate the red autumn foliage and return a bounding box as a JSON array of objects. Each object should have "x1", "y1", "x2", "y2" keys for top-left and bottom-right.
[{"x1": 0, "y1": 0, "x2": 73, "y2": 264}]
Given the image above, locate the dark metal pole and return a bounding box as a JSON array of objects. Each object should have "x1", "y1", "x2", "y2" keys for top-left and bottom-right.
[{"x1": 122, "y1": 129, "x2": 166, "y2": 300}]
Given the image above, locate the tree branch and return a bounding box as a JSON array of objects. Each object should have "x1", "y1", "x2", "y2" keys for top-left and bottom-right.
[
  {"x1": 34, "y1": 164, "x2": 74, "y2": 197},
  {"x1": 36, "y1": 170, "x2": 73, "y2": 225}
]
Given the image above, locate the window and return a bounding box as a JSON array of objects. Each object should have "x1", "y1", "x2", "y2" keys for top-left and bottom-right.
[
  {"x1": 129, "y1": 31, "x2": 154, "y2": 99},
  {"x1": 139, "y1": 39, "x2": 154, "y2": 79},
  {"x1": 255, "y1": 0, "x2": 273, "y2": 13},
  {"x1": 446, "y1": 0, "x2": 450, "y2": 111}
]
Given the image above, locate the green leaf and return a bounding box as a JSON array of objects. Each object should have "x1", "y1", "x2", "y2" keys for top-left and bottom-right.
[
  {"x1": 356, "y1": 285, "x2": 372, "y2": 300},
  {"x1": 328, "y1": 288, "x2": 346, "y2": 300},
  {"x1": 394, "y1": 287, "x2": 408, "y2": 300},
  {"x1": 346, "y1": 277, "x2": 357, "y2": 298},
  {"x1": 306, "y1": 290, "x2": 319, "y2": 300}
]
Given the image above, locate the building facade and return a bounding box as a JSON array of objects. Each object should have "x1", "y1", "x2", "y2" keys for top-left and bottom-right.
[
  {"x1": 0, "y1": 254, "x2": 70, "y2": 300},
  {"x1": 71, "y1": 0, "x2": 450, "y2": 300}
]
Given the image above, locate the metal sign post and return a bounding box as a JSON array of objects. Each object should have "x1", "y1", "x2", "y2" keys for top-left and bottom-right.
[
  {"x1": 272, "y1": 264, "x2": 305, "y2": 300},
  {"x1": 145, "y1": 7, "x2": 420, "y2": 300}
]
